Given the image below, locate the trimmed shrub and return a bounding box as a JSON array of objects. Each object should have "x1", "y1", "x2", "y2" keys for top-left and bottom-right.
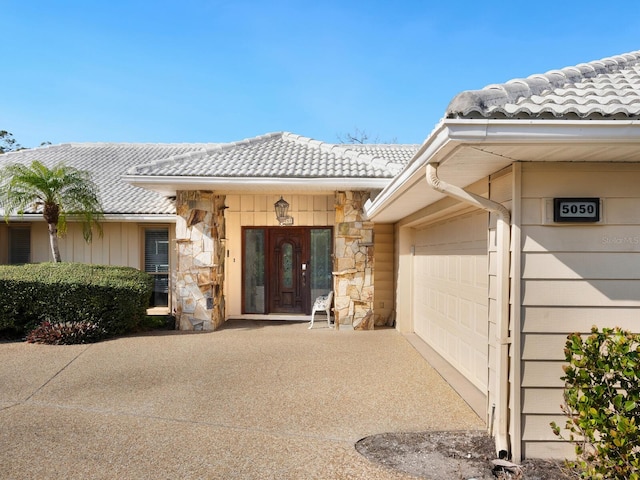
[
  {"x1": 0, "y1": 263, "x2": 153, "y2": 339},
  {"x1": 26, "y1": 320, "x2": 107, "y2": 345},
  {"x1": 551, "y1": 327, "x2": 640, "y2": 480}
]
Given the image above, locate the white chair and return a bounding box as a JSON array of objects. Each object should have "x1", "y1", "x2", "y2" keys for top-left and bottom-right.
[{"x1": 308, "y1": 291, "x2": 333, "y2": 329}]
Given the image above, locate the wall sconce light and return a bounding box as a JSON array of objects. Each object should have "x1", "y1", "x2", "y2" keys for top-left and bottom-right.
[{"x1": 274, "y1": 196, "x2": 294, "y2": 226}]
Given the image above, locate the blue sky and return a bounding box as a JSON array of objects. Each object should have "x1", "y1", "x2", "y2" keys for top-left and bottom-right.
[{"x1": 3, "y1": 1, "x2": 640, "y2": 148}]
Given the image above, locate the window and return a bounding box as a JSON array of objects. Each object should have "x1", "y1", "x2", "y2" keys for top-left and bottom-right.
[
  {"x1": 9, "y1": 227, "x2": 30, "y2": 264},
  {"x1": 310, "y1": 228, "x2": 332, "y2": 300},
  {"x1": 144, "y1": 228, "x2": 169, "y2": 307},
  {"x1": 243, "y1": 228, "x2": 265, "y2": 314}
]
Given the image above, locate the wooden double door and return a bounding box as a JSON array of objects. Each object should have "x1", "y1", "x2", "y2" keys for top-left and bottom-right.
[{"x1": 243, "y1": 227, "x2": 333, "y2": 315}]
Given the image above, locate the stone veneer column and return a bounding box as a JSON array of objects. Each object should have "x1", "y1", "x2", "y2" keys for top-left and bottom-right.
[
  {"x1": 173, "y1": 191, "x2": 226, "y2": 331},
  {"x1": 333, "y1": 191, "x2": 375, "y2": 330}
]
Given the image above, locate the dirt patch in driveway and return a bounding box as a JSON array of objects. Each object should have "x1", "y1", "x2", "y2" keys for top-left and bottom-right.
[{"x1": 355, "y1": 431, "x2": 573, "y2": 479}]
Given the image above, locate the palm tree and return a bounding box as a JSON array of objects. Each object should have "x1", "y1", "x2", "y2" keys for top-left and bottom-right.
[{"x1": 0, "y1": 160, "x2": 104, "y2": 262}]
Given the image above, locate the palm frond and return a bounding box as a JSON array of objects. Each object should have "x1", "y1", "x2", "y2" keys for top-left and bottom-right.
[{"x1": 0, "y1": 160, "x2": 105, "y2": 251}]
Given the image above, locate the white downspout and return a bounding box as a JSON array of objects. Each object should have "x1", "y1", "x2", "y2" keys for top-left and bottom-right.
[{"x1": 426, "y1": 163, "x2": 511, "y2": 458}]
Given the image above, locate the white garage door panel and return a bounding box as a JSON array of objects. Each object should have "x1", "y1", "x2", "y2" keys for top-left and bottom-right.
[{"x1": 413, "y1": 211, "x2": 489, "y2": 392}]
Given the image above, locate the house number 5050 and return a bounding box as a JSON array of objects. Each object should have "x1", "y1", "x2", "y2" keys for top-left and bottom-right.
[{"x1": 553, "y1": 198, "x2": 600, "y2": 223}]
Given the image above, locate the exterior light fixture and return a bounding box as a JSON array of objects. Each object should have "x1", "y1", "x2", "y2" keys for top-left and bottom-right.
[{"x1": 274, "y1": 196, "x2": 294, "y2": 226}]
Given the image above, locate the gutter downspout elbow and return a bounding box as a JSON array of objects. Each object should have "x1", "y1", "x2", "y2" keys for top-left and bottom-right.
[
  {"x1": 426, "y1": 163, "x2": 511, "y2": 459},
  {"x1": 426, "y1": 163, "x2": 510, "y2": 223}
]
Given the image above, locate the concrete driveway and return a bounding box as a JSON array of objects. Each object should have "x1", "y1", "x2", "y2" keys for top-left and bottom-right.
[{"x1": 0, "y1": 320, "x2": 484, "y2": 479}]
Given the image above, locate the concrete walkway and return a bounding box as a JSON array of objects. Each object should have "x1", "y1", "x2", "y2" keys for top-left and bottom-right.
[{"x1": 0, "y1": 320, "x2": 484, "y2": 479}]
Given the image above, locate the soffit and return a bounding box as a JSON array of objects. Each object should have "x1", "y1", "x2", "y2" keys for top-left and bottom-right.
[{"x1": 366, "y1": 126, "x2": 640, "y2": 224}]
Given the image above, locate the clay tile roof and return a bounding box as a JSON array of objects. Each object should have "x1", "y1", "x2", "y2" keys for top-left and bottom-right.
[
  {"x1": 1, "y1": 135, "x2": 419, "y2": 216},
  {"x1": 446, "y1": 50, "x2": 640, "y2": 119},
  {"x1": 128, "y1": 132, "x2": 419, "y2": 179},
  {"x1": 0, "y1": 143, "x2": 216, "y2": 215}
]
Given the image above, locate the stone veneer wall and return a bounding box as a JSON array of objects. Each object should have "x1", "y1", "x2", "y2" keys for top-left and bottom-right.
[
  {"x1": 333, "y1": 191, "x2": 375, "y2": 330},
  {"x1": 174, "y1": 191, "x2": 226, "y2": 331}
]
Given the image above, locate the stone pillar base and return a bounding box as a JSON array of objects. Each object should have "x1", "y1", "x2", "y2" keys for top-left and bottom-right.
[{"x1": 173, "y1": 191, "x2": 226, "y2": 331}]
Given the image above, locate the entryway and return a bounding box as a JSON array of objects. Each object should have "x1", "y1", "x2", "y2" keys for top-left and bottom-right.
[{"x1": 242, "y1": 227, "x2": 332, "y2": 315}]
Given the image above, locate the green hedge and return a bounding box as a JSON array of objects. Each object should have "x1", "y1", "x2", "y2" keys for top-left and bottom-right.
[{"x1": 0, "y1": 263, "x2": 153, "y2": 338}]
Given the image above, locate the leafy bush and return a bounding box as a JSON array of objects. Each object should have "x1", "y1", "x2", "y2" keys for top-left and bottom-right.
[
  {"x1": 26, "y1": 320, "x2": 106, "y2": 345},
  {"x1": 0, "y1": 263, "x2": 153, "y2": 339},
  {"x1": 551, "y1": 327, "x2": 640, "y2": 480}
]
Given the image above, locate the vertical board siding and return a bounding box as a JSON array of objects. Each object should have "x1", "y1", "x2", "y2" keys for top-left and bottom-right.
[
  {"x1": 520, "y1": 162, "x2": 640, "y2": 458},
  {"x1": 56, "y1": 222, "x2": 144, "y2": 267},
  {"x1": 31, "y1": 223, "x2": 52, "y2": 263},
  {"x1": 374, "y1": 223, "x2": 395, "y2": 324},
  {"x1": 26, "y1": 222, "x2": 149, "y2": 266}
]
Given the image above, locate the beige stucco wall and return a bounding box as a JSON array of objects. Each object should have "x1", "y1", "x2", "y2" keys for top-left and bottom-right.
[
  {"x1": 224, "y1": 194, "x2": 335, "y2": 317},
  {"x1": 519, "y1": 162, "x2": 640, "y2": 459}
]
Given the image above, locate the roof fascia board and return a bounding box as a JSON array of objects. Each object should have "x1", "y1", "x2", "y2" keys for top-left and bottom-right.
[
  {"x1": 123, "y1": 176, "x2": 390, "y2": 196},
  {"x1": 2, "y1": 214, "x2": 176, "y2": 223},
  {"x1": 1, "y1": 214, "x2": 43, "y2": 222},
  {"x1": 365, "y1": 118, "x2": 640, "y2": 221},
  {"x1": 446, "y1": 119, "x2": 640, "y2": 145},
  {"x1": 365, "y1": 122, "x2": 458, "y2": 219},
  {"x1": 102, "y1": 214, "x2": 177, "y2": 223}
]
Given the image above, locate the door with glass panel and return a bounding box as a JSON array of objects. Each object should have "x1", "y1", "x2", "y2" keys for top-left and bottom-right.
[
  {"x1": 243, "y1": 227, "x2": 332, "y2": 315},
  {"x1": 268, "y1": 228, "x2": 308, "y2": 313}
]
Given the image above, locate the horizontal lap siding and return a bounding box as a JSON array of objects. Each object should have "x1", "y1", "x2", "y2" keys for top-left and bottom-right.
[{"x1": 520, "y1": 163, "x2": 640, "y2": 458}]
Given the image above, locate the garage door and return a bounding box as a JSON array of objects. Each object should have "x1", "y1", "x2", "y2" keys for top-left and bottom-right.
[{"x1": 413, "y1": 210, "x2": 489, "y2": 392}]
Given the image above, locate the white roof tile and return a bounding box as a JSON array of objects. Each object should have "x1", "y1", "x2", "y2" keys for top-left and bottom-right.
[
  {"x1": 128, "y1": 132, "x2": 418, "y2": 178},
  {"x1": 446, "y1": 50, "x2": 640, "y2": 119},
  {"x1": 1, "y1": 135, "x2": 419, "y2": 216},
  {"x1": 0, "y1": 143, "x2": 216, "y2": 215}
]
